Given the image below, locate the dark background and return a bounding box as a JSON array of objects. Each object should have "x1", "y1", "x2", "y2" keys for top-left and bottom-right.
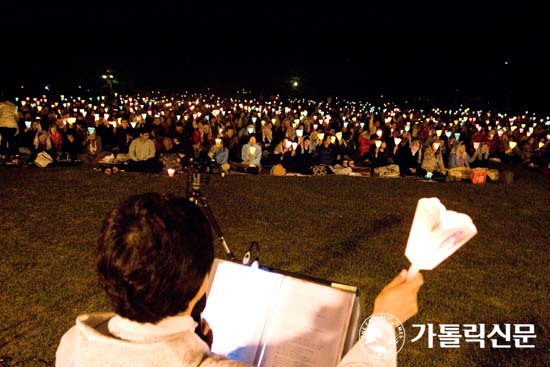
[{"x1": 1, "y1": 1, "x2": 548, "y2": 111}]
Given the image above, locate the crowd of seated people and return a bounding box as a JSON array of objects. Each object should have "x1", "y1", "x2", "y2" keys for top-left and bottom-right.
[{"x1": 1, "y1": 92, "x2": 549, "y2": 180}]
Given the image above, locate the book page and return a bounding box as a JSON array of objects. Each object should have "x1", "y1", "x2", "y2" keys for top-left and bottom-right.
[
  {"x1": 257, "y1": 277, "x2": 356, "y2": 367},
  {"x1": 202, "y1": 261, "x2": 283, "y2": 365}
]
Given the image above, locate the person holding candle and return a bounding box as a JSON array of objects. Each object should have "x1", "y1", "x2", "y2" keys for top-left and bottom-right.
[
  {"x1": 80, "y1": 128, "x2": 104, "y2": 163},
  {"x1": 208, "y1": 138, "x2": 229, "y2": 166},
  {"x1": 447, "y1": 142, "x2": 473, "y2": 181},
  {"x1": 240, "y1": 135, "x2": 262, "y2": 174},
  {"x1": 315, "y1": 134, "x2": 337, "y2": 167},
  {"x1": 395, "y1": 139, "x2": 425, "y2": 177},
  {"x1": 288, "y1": 135, "x2": 315, "y2": 174},
  {"x1": 421, "y1": 140, "x2": 447, "y2": 178},
  {"x1": 32, "y1": 130, "x2": 54, "y2": 161},
  {"x1": 56, "y1": 192, "x2": 424, "y2": 367},
  {"x1": 19, "y1": 120, "x2": 43, "y2": 155},
  {"x1": 272, "y1": 136, "x2": 294, "y2": 166},
  {"x1": 469, "y1": 141, "x2": 490, "y2": 168},
  {"x1": 520, "y1": 136, "x2": 535, "y2": 167}
]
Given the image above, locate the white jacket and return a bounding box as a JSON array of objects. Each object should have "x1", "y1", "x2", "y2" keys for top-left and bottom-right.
[{"x1": 56, "y1": 313, "x2": 396, "y2": 367}]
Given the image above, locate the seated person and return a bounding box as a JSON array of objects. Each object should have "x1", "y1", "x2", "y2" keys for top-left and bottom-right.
[
  {"x1": 48, "y1": 124, "x2": 64, "y2": 156},
  {"x1": 288, "y1": 136, "x2": 315, "y2": 174},
  {"x1": 96, "y1": 118, "x2": 116, "y2": 152},
  {"x1": 448, "y1": 142, "x2": 471, "y2": 169},
  {"x1": 31, "y1": 130, "x2": 55, "y2": 160},
  {"x1": 208, "y1": 138, "x2": 229, "y2": 167},
  {"x1": 447, "y1": 142, "x2": 473, "y2": 181},
  {"x1": 469, "y1": 142, "x2": 490, "y2": 168},
  {"x1": 272, "y1": 136, "x2": 294, "y2": 166},
  {"x1": 223, "y1": 127, "x2": 241, "y2": 163},
  {"x1": 370, "y1": 140, "x2": 400, "y2": 177},
  {"x1": 62, "y1": 130, "x2": 82, "y2": 162},
  {"x1": 315, "y1": 134, "x2": 337, "y2": 166},
  {"x1": 18, "y1": 120, "x2": 42, "y2": 155},
  {"x1": 421, "y1": 140, "x2": 447, "y2": 177},
  {"x1": 239, "y1": 135, "x2": 262, "y2": 173},
  {"x1": 115, "y1": 119, "x2": 133, "y2": 154},
  {"x1": 370, "y1": 140, "x2": 391, "y2": 168},
  {"x1": 123, "y1": 129, "x2": 160, "y2": 173},
  {"x1": 170, "y1": 122, "x2": 186, "y2": 153},
  {"x1": 79, "y1": 128, "x2": 108, "y2": 163},
  {"x1": 56, "y1": 193, "x2": 424, "y2": 367},
  {"x1": 395, "y1": 139, "x2": 425, "y2": 177}
]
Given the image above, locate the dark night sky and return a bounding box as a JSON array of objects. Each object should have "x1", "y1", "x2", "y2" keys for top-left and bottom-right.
[{"x1": 1, "y1": 1, "x2": 548, "y2": 110}]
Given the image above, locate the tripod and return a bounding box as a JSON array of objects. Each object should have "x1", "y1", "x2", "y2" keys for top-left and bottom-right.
[{"x1": 186, "y1": 167, "x2": 235, "y2": 260}]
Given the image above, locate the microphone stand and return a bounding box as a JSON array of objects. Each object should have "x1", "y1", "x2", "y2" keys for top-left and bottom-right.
[{"x1": 186, "y1": 162, "x2": 235, "y2": 261}]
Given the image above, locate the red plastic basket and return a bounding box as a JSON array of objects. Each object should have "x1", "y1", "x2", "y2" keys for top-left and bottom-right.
[{"x1": 470, "y1": 170, "x2": 487, "y2": 184}]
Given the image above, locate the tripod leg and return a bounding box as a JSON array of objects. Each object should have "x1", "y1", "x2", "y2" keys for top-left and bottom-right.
[{"x1": 199, "y1": 198, "x2": 235, "y2": 260}]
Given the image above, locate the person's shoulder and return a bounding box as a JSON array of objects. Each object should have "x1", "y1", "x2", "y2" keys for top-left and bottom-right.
[{"x1": 56, "y1": 313, "x2": 115, "y2": 367}]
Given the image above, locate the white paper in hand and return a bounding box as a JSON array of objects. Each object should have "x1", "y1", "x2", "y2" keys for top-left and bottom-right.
[{"x1": 405, "y1": 198, "x2": 477, "y2": 280}]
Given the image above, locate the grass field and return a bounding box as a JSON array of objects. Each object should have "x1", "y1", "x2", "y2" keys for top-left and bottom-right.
[{"x1": 0, "y1": 165, "x2": 549, "y2": 366}]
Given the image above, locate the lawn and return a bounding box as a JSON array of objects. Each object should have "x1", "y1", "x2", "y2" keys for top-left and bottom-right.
[{"x1": 0, "y1": 165, "x2": 548, "y2": 366}]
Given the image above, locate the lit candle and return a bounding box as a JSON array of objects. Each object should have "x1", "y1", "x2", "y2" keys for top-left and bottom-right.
[
  {"x1": 167, "y1": 168, "x2": 176, "y2": 177},
  {"x1": 405, "y1": 198, "x2": 477, "y2": 280}
]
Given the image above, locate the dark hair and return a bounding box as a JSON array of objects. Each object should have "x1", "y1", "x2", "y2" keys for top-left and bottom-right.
[{"x1": 97, "y1": 193, "x2": 214, "y2": 323}]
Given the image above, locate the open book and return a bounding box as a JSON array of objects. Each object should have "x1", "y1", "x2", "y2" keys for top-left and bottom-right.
[
  {"x1": 405, "y1": 197, "x2": 477, "y2": 273},
  {"x1": 202, "y1": 260, "x2": 359, "y2": 367}
]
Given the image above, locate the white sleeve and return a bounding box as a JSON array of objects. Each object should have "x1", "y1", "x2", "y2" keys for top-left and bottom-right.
[
  {"x1": 338, "y1": 316, "x2": 397, "y2": 367},
  {"x1": 55, "y1": 325, "x2": 78, "y2": 367}
]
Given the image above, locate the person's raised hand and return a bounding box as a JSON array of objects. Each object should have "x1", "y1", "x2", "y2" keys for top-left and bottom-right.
[{"x1": 372, "y1": 269, "x2": 424, "y2": 326}]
